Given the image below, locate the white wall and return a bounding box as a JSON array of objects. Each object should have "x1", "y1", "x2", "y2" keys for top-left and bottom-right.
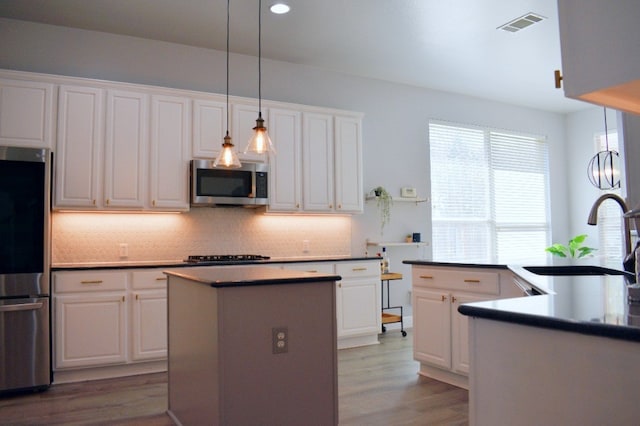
[{"x1": 1, "y1": 17, "x2": 598, "y2": 314}]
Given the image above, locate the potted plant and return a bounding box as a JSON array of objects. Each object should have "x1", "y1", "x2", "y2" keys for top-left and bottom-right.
[
  {"x1": 405, "y1": 234, "x2": 413, "y2": 243},
  {"x1": 545, "y1": 234, "x2": 597, "y2": 259},
  {"x1": 370, "y1": 186, "x2": 392, "y2": 234}
]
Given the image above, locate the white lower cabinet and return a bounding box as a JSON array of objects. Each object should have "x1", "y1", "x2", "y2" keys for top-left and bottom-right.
[
  {"x1": 52, "y1": 268, "x2": 167, "y2": 383},
  {"x1": 335, "y1": 261, "x2": 381, "y2": 349},
  {"x1": 411, "y1": 266, "x2": 514, "y2": 389}
]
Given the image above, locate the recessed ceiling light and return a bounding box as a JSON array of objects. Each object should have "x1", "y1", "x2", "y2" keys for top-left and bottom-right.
[{"x1": 270, "y1": 3, "x2": 290, "y2": 14}]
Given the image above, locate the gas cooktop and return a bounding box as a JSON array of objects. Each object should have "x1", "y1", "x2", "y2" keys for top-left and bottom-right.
[{"x1": 184, "y1": 254, "x2": 271, "y2": 263}]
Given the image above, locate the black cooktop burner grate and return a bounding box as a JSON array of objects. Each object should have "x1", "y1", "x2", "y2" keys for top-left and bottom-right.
[{"x1": 185, "y1": 254, "x2": 271, "y2": 263}]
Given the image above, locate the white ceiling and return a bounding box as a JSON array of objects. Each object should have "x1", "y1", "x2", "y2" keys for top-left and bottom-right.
[{"x1": 0, "y1": 0, "x2": 589, "y2": 113}]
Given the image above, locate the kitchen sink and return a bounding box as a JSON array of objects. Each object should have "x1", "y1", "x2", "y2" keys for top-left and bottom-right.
[{"x1": 523, "y1": 265, "x2": 634, "y2": 278}]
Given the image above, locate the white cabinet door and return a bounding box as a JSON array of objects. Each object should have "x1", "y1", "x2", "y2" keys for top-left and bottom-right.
[
  {"x1": 268, "y1": 107, "x2": 302, "y2": 212},
  {"x1": 451, "y1": 293, "x2": 485, "y2": 374},
  {"x1": 149, "y1": 94, "x2": 190, "y2": 210},
  {"x1": 55, "y1": 85, "x2": 103, "y2": 209},
  {"x1": 334, "y1": 115, "x2": 363, "y2": 213},
  {"x1": 131, "y1": 290, "x2": 167, "y2": 360},
  {"x1": 336, "y1": 278, "x2": 379, "y2": 338},
  {"x1": 54, "y1": 293, "x2": 127, "y2": 369},
  {"x1": 193, "y1": 98, "x2": 226, "y2": 158},
  {"x1": 0, "y1": 78, "x2": 54, "y2": 148},
  {"x1": 104, "y1": 89, "x2": 148, "y2": 209},
  {"x1": 302, "y1": 112, "x2": 334, "y2": 212},
  {"x1": 413, "y1": 287, "x2": 451, "y2": 369}
]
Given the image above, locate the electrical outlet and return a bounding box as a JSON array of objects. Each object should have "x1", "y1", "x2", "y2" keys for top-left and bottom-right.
[
  {"x1": 302, "y1": 240, "x2": 310, "y2": 253},
  {"x1": 119, "y1": 243, "x2": 128, "y2": 258},
  {"x1": 272, "y1": 327, "x2": 288, "y2": 354}
]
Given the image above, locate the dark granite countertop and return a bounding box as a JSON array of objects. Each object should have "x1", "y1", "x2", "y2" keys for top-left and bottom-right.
[
  {"x1": 402, "y1": 260, "x2": 509, "y2": 270},
  {"x1": 458, "y1": 265, "x2": 640, "y2": 342},
  {"x1": 52, "y1": 256, "x2": 379, "y2": 271},
  {"x1": 164, "y1": 265, "x2": 341, "y2": 288}
]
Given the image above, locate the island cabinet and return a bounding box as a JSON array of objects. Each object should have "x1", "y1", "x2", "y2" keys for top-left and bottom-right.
[
  {"x1": 165, "y1": 266, "x2": 339, "y2": 426},
  {"x1": 52, "y1": 268, "x2": 167, "y2": 383},
  {"x1": 0, "y1": 77, "x2": 54, "y2": 149},
  {"x1": 411, "y1": 265, "x2": 521, "y2": 389}
]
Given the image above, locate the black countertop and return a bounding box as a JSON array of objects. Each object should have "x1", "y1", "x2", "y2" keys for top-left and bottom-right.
[
  {"x1": 164, "y1": 265, "x2": 341, "y2": 288},
  {"x1": 458, "y1": 265, "x2": 640, "y2": 342},
  {"x1": 402, "y1": 260, "x2": 509, "y2": 270},
  {"x1": 52, "y1": 256, "x2": 379, "y2": 271}
]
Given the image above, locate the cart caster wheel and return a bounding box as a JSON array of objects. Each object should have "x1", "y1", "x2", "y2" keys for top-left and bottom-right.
[
  {"x1": 401, "y1": 330, "x2": 407, "y2": 337},
  {"x1": 382, "y1": 325, "x2": 386, "y2": 333}
]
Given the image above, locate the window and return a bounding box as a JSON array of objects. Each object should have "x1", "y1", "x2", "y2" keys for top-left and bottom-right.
[{"x1": 429, "y1": 121, "x2": 550, "y2": 264}]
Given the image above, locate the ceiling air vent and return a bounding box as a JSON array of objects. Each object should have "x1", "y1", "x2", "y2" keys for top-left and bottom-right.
[{"x1": 497, "y1": 13, "x2": 546, "y2": 33}]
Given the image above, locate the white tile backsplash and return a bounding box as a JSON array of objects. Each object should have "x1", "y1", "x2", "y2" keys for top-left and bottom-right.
[{"x1": 52, "y1": 208, "x2": 352, "y2": 264}]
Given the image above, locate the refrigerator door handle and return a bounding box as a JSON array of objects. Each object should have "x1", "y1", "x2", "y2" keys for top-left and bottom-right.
[{"x1": 0, "y1": 302, "x2": 44, "y2": 312}]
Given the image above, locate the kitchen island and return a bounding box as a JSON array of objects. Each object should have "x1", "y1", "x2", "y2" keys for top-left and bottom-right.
[
  {"x1": 458, "y1": 267, "x2": 640, "y2": 425},
  {"x1": 164, "y1": 266, "x2": 341, "y2": 426}
]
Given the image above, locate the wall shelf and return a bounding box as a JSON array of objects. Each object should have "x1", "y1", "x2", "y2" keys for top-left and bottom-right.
[
  {"x1": 366, "y1": 240, "x2": 428, "y2": 247},
  {"x1": 365, "y1": 195, "x2": 429, "y2": 205}
]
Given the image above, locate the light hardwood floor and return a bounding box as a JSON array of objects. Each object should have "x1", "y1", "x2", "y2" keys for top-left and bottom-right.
[{"x1": 0, "y1": 331, "x2": 468, "y2": 425}]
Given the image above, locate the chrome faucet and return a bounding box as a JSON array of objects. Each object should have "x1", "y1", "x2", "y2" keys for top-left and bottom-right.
[{"x1": 587, "y1": 193, "x2": 632, "y2": 257}]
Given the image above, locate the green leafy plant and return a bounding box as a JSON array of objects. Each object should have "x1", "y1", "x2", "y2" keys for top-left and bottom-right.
[
  {"x1": 371, "y1": 186, "x2": 392, "y2": 234},
  {"x1": 545, "y1": 234, "x2": 597, "y2": 258}
]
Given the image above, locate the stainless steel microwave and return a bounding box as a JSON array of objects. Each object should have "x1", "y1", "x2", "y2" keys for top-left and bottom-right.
[{"x1": 190, "y1": 159, "x2": 268, "y2": 207}]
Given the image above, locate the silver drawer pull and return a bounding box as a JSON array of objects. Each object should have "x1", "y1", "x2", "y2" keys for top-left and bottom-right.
[
  {"x1": 420, "y1": 275, "x2": 433, "y2": 279},
  {"x1": 155, "y1": 277, "x2": 167, "y2": 281},
  {"x1": 81, "y1": 280, "x2": 103, "y2": 284},
  {"x1": 464, "y1": 279, "x2": 481, "y2": 283},
  {"x1": 0, "y1": 302, "x2": 43, "y2": 312}
]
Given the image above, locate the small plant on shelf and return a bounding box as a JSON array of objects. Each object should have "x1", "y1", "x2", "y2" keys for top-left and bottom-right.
[
  {"x1": 370, "y1": 186, "x2": 392, "y2": 235},
  {"x1": 545, "y1": 234, "x2": 597, "y2": 258}
]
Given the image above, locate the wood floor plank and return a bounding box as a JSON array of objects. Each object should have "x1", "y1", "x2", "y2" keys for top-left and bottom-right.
[{"x1": 0, "y1": 331, "x2": 468, "y2": 425}]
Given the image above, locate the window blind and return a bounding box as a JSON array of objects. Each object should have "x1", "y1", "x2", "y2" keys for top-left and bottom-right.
[{"x1": 430, "y1": 121, "x2": 550, "y2": 264}]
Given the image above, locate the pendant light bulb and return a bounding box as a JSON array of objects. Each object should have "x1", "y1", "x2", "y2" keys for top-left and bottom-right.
[
  {"x1": 215, "y1": 0, "x2": 242, "y2": 168},
  {"x1": 245, "y1": 0, "x2": 276, "y2": 156},
  {"x1": 246, "y1": 113, "x2": 275, "y2": 155},
  {"x1": 214, "y1": 132, "x2": 242, "y2": 168}
]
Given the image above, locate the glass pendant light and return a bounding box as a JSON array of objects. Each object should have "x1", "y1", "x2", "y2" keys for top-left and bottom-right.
[
  {"x1": 245, "y1": 0, "x2": 275, "y2": 156},
  {"x1": 214, "y1": 0, "x2": 242, "y2": 168},
  {"x1": 587, "y1": 107, "x2": 620, "y2": 189}
]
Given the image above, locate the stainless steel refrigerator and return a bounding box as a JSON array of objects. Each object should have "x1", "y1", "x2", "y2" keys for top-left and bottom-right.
[{"x1": 0, "y1": 146, "x2": 51, "y2": 394}]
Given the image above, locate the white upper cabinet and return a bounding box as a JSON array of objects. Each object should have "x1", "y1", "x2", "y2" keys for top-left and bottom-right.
[
  {"x1": 267, "y1": 107, "x2": 302, "y2": 212},
  {"x1": 104, "y1": 89, "x2": 148, "y2": 209},
  {"x1": 302, "y1": 112, "x2": 335, "y2": 212},
  {"x1": 558, "y1": 0, "x2": 640, "y2": 114},
  {"x1": 0, "y1": 78, "x2": 54, "y2": 149},
  {"x1": 55, "y1": 85, "x2": 104, "y2": 208},
  {"x1": 149, "y1": 94, "x2": 190, "y2": 210},
  {"x1": 334, "y1": 115, "x2": 364, "y2": 213},
  {"x1": 192, "y1": 97, "x2": 226, "y2": 158}
]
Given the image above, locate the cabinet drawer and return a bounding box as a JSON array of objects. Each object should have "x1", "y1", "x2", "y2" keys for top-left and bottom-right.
[
  {"x1": 413, "y1": 268, "x2": 499, "y2": 295},
  {"x1": 282, "y1": 262, "x2": 335, "y2": 274},
  {"x1": 131, "y1": 269, "x2": 169, "y2": 289},
  {"x1": 54, "y1": 271, "x2": 128, "y2": 293},
  {"x1": 336, "y1": 261, "x2": 380, "y2": 279}
]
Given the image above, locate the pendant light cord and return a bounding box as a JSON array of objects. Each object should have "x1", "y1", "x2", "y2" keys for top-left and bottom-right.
[
  {"x1": 258, "y1": 0, "x2": 262, "y2": 117},
  {"x1": 603, "y1": 106, "x2": 609, "y2": 151},
  {"x1": 226, "y1": 0, "x2": 230, "y2": 134}
]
